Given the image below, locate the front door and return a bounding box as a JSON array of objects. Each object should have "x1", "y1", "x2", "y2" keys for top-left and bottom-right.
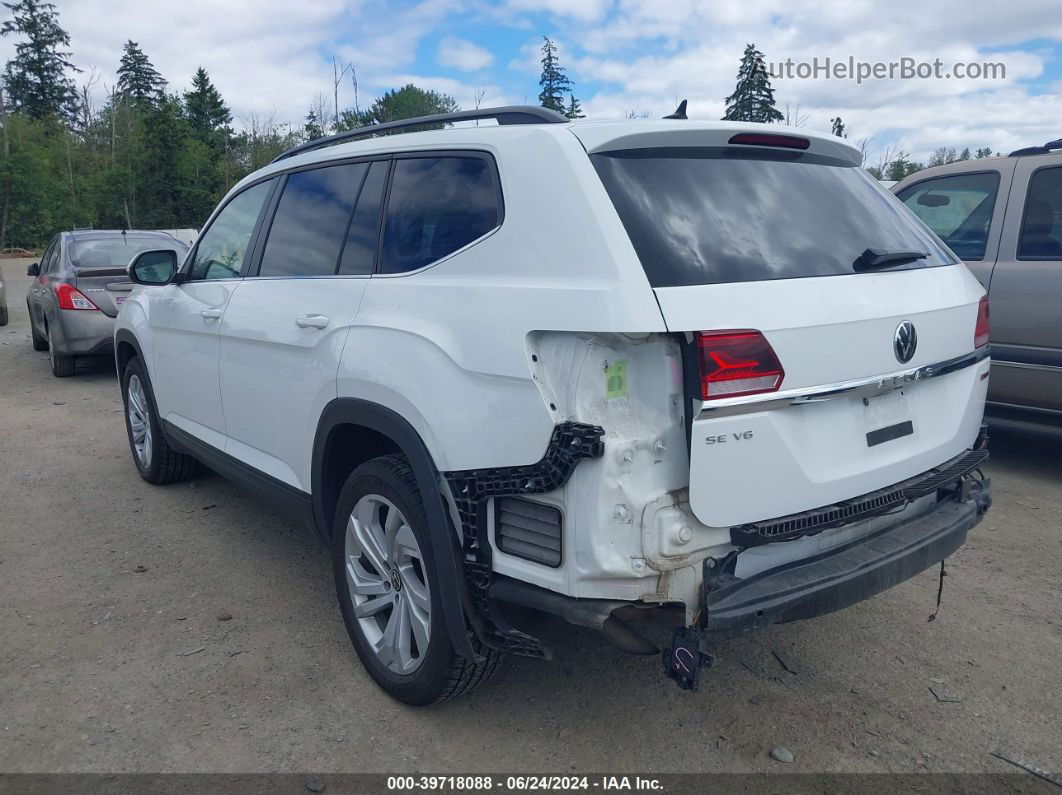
[{"x1": 150, "y1": 179, "x2": 275, "y2": 450}]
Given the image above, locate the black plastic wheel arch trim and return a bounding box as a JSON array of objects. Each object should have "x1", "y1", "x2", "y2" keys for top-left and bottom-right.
[
  {"x1": 443, "y1": 421, "x2": 605, "y2": 659},
  {"x1": 312, "y1": 398, "x2": 477, "y2": 661}
]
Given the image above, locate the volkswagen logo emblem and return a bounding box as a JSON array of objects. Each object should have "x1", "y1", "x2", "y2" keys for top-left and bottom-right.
[{"x1": 894, "y1": 320, "x2": 918, "y2": 363}]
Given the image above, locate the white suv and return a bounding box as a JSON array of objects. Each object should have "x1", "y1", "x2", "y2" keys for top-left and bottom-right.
[{"x1": 115, "y1": 106, "x2": 993, "y2": 704}]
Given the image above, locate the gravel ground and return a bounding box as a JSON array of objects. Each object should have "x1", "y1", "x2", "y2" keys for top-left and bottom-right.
[{"x1": 1, "y1": 257, "x2": 1060, "y2": 775}]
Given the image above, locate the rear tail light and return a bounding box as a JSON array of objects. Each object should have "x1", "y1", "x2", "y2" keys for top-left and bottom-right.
[
  {"x1": 695, "y1": 330, "x2": 785, "y2": 400},
  {"x1": 974, "y1": 296, "x2": 990, "y2": 349},
  {"x1": 56, "y1": 283, "x2": 99, "y2": 311}
]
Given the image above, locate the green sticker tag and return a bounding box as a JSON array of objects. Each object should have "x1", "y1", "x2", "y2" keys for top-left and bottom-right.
[{"x1": 605, "y1": 359, "x2": 628, "y2": 400}]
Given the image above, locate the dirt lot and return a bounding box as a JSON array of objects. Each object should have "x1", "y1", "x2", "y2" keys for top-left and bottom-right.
[{"x1": 1, "y1": 256, "x2": 1060, "y2": 776}]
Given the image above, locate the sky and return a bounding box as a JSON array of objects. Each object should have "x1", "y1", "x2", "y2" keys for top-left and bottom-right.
[{"x1": 3, "y1": 0, "x2": 1061, "y2": 165}]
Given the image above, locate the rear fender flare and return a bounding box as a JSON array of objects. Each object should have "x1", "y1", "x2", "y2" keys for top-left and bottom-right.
[{"x1": 312, "y1": 398, "x2": 476, "y2": 660}]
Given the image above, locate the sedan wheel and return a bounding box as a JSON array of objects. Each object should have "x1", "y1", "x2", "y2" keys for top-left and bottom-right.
[
  {"x1": 344, "y1": 494, "x2": 431, "y2": 674},
  {"x1": 126, "y1": 374, "x2": 153, "y2": 469}
]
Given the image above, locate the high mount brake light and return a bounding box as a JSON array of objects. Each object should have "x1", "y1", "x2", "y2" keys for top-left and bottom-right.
[
  {"x1": 728, "y1": 133, "x2": 810, "y2": 150},
  {"x1": 695, "y1": 330, "x2": 785, "y2": 400},
  {"x1": 974, "y1": 296, "x2": 990, "y2": 349},
  {"x1": 56, "y1": 283, "x2": 99, "y2": 311}
]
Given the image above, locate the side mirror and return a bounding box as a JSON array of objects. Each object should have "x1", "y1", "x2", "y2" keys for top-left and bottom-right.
[
  {"x1": 26, "y1": 262, "x2": 39, "y2": 277},
  {"x1": 128, "y1": 249, "x2": 178, "y2": 285}
]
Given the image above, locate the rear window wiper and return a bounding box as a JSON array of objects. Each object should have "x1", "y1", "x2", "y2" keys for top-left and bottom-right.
[{"x1": 853, "y1": 248, "x2": 928, "y2": 272}]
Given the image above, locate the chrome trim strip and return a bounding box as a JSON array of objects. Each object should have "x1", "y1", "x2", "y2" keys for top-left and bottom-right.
[
  {"x1": 992, "y1": 360, "x2": 1062, "y2": 373},
  {"x1": 697, "y1": 346, "x2": 990, "y2": 419}
]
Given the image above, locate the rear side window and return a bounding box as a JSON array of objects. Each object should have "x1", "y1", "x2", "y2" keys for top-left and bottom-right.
[
  {"x1": 259, "y1": 163, "x2": 368, "y2": 277},
  {"x1": 338, "y1": 161, "x2": 388, "y2": 276},
  {"x1": 593, "y1": 147, "x2": 956, "y2": 287},
  {"x1": 1018, "y1": 166, "x2": 1062, "y2": 260},
  {"x1": 898, "y1": 172, "x2": 1000, "y2": 260},
  {"x1": 378, "y1": 156, "x2": 500, "y2": 274}
]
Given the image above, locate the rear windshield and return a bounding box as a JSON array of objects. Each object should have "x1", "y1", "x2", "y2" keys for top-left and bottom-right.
[
  {"x1": 71, "y1": 237, "x2": 185, "y2": 269},
  {"x1": 592, "y1": 147, "x2": 956, "y2": 287}
]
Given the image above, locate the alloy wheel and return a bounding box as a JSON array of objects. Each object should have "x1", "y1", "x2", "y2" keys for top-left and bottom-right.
[
  {"x1": 126, "y1": 374, "x2": 153, "y2": 468},
  {"x1": 344, "y1": 494, "x2": 431, "y2": 674}
]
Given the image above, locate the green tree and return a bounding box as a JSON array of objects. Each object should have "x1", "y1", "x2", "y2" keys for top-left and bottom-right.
[
  {"x1": 722, "y1": 44, "x2": 782, "y2": 124},
  {"x1": 884, "y1": 154, "x2": 923, "y2": 181},
  {"x1": 339, "y1": 84, "x2": 458, "y2": 129},
  {"x1": 183, "y1": 67, "x2": 231, "y2": 144},
  {"x1": 564, "y1": 94, "x2": 583, "y2": 120},
  {"x1": 116, "y1": 40, "x2": 165, "y2": 108},
  {"x1": 958, "y1": 147, "x2": 971, "y2": 161},
  {"x1": 974, "y1": 147, "x2": 993, "y2": 159},
  {"x1": 538, "y1": 37, "x2": 572, "y2": 114},
  {"x1": 830, "y1": 116, "x2": 846, "y2": 137},
  {"x1": 304, "y1": 106, "x2": 324, "y2": 140},
  {"x1": 1, "y1": 0, "x2": 78, "y2": 120}
]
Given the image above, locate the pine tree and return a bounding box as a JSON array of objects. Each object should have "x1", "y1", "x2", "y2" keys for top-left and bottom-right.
[
  {"x1": 304, "y1": 107, "x2": 324, "y2": 140},
  {"x1": 830, "y1": 116, "x2": 846, "y2": 137},
  {"x1": 722, "y1": 44, "x2": 782, "y2": 124},
  {"x1": 538, "y1": 37, "x2": 571, "y2": 114},
  {"x1": 1, "y1": 0, "x2": 79, "y2": 120},
  {"x1": 183, "y1": 67, "x2": 231, "y2": 144},
  {"x1": 974, "y1": 147, "x2": 993, "y2": 159},
  {"x1": 564, "y1": 94, "x2": 584, "y2": 120},
  {"x1": 116, "y1": 40, "x2": 165, "y2": 107}
]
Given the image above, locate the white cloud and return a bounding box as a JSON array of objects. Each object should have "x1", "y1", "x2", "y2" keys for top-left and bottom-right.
[{"x1": 437, "y1": 36, "x2": 494, "y2": 71}]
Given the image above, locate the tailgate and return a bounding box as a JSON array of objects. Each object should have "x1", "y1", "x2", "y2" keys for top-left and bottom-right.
[{"x1": 658, "y1": 267, "x2": 989, "y2": 528}]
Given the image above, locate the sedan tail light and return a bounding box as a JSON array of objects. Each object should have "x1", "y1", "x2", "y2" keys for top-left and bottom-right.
[
  {"x1": 56, "y1": 283, "x2": 100, "y2": 311},
  {"x1": 974, "y1": 296, "x2": 990, "y2": 349},
  {"x1": 695, "y1": 330, "x2": 785, "y2": 400}
]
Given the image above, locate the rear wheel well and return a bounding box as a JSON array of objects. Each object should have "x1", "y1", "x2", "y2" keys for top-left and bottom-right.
[{"x1": 319, "y1": 423, "x2": 401, "y2": 536}]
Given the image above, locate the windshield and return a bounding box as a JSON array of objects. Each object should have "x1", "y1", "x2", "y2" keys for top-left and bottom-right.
[
  {"x1": 592, "y1": 147, "x2": 956, "y2": 287},
  {"x1": 71, "y1": 237, "x2": 186, "y2": 269}
]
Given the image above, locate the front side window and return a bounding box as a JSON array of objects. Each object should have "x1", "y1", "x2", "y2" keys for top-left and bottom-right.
[
  {"x1": 898, "y1": 172, "x2": 1000, "y2": 260},
  {"x1": 378, "y1": 156, "x2": 500, "y2": 274},
  {"x1": 189, "y1": 179, "x2": 273, "y2": 281},
  {"x1": 259, "y1": 163, "x2": 368, "y2": 277},
  {"x1": 1018, "y1": 167, "x2": 1062, "y2": 260}
]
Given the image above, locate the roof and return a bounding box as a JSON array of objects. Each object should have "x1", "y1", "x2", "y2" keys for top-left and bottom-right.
[{"x1": 232, "y1": 116, "x2": 864, "y2": 199}]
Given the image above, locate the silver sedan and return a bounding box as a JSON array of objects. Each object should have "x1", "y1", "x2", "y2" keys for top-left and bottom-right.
[{"x1": 26, "y1": 230, "x2": 189, "y2": 377}]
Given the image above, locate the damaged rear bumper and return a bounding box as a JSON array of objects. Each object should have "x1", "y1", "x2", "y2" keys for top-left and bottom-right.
[{"x1": 703, "y1": 482, "x2": 990, "y2": 637}]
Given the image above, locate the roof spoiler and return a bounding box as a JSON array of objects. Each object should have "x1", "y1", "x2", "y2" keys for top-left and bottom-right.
[{"x1": 1009, "y1": 138, "x2": 1062, "y2": 156}]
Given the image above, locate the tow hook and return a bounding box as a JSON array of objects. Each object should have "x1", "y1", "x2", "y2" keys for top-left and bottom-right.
[{"x1": 663, "y1": 627, "x2": 715, "y2": 692}]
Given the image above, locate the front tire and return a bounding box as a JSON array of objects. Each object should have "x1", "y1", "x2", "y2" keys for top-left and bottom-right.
[
  {"x1": 121, "y1": 356, "x2": 198, "y2": 484},
  {"x1": 0, "y1": 305, "x2": 8, "y2": 326},
  {"x1": 333, "y1": 454, "x2": 502, "y2": 705},
  {"x1": 29, "y1": 309, "x2": 47, "y2": 351}
]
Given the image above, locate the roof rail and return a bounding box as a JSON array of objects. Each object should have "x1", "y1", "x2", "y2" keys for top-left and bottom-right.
[
  {"x1": 271, "y1": 105, "x2": 568, "y2": 163},
  {"x1": 1009, "y1": 138, "x2": 1062, "y2": 157}
]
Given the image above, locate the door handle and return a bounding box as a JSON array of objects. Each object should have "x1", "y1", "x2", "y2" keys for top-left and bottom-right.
[
  {"x1": 295, "y1": 314, "x2": 330, "y2": 329},
  {"x1": 200, "y1": 308, "x2": 223, "y2": 320}
]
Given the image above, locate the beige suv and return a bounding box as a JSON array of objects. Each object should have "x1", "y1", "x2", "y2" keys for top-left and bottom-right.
[{"x1": 894, "y1": 141, "x2": 1062, "y2": 422}]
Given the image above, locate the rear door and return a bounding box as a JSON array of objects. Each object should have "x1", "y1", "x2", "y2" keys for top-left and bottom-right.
[
  {"x1": 218, "y1": 159, "x2": 386, "y2": 490},
  {"x1": 984, "y1": 159, "x2": 1062, "y2": 412},
  {"x1": 593, "y1": 142, "x2": 989, "y2": 528}
]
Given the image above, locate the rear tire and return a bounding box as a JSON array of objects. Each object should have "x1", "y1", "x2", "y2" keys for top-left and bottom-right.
[
  {"x1": 121, "y1": 355, "x2": 198, "y2": 484},
  {"x1": 0, "y1": 306, "x2": 8, "y2": 326},
  {"x1": 333, "y1": 454, "x2": 502, "y2": 705},
  {"x1": 48, "y1": 334, "x2": 75, "y2": 377}
]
